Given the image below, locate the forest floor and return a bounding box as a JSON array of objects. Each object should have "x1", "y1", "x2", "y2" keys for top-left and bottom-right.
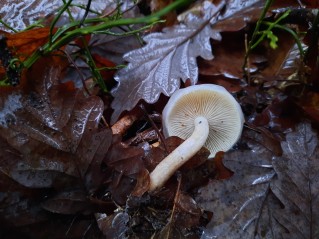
[{"x1": 0, "y1": 0, "x2": 319, "y2": 238}]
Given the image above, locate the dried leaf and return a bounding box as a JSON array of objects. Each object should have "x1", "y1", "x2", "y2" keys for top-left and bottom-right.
[
  {"x1": 150, "y1": 0, "x2": 177, "y2": 27},
  {"x1": 0, "y1": 56, "x2": 112, "y2": 238},
  {"x1": 90, "y1": 27, "x2": 142, "y2": 65},
  {"x1": 258, "y1": 31, "x2": 297, "y2": 78},
  {"x1": 111, "y1": 1, "x2": 224, "y2": 123},
  {"x1": 196, "y1": 123, "x2": 319, "y2": 238},
  {"x1": 154, "y1": 222, "x2": 183, "y2": 239},
  {"x1": 0, "y1": 192, "x2": 48, "y2": 227},
  {"x1": 214, "y1": 0, "x2": 301, "y2": 32}
]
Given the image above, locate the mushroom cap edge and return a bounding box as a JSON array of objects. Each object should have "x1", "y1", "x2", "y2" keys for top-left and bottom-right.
[{"x1": 162, "y1": 84, "x2": 244, "y2": 158}]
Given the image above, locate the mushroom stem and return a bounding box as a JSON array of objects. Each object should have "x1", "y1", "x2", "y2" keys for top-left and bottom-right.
[{"x1": 149, "y1": 116, "x2": 209, "y2": 191}]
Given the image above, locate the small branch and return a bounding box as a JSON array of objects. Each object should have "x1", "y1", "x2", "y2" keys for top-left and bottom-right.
[{"x1": 111, "y1": 110, "x2": 143, "y2": 135}]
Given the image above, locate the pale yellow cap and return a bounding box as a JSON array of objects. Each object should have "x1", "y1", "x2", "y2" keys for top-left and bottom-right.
[{"x1": 162, "y1": 84, "x2": 244, "y2": 158}]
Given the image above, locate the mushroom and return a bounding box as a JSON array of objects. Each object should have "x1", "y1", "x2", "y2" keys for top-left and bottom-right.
[{"x1": 149, "y1": 84, "x2": 244, "y2": 191}]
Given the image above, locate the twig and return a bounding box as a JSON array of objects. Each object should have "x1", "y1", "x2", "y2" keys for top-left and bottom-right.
[
  {"x1": 61, "y1": 49, "x2": 91, "y2": 96},
  {"x1": 111, "y1": 110, "x2": 143, "y2": 135},
  {"x1": 244, "y1": 34, "x2": 251, "y2": 85},
  {"x1": 140, "y1": 104, "x2": 169, "y2": 154}
]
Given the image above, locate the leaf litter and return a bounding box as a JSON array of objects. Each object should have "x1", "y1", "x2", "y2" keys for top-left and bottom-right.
[
  {"x1": 1, "y1": 0, "x2": 319, "y2": 238},
  {"x1": 196, "y1": 122, "x2": 319, "y2": 239}
]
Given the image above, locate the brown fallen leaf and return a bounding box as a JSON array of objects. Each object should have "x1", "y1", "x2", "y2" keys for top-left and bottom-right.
[
  {"x1": 214, "y1": 1, "x2": 266, "y2": 32},
  {"x1": 5, "y1": 27, "x2": 57, "y2": 61},
  {"x1": 0, "y1": 54, "x2": 113, "y2": 238},
  {"x1": 249, "y1": 94, "x2": 301, "y2": 132},
  {"x1": 198, "y1": 32, "x2": 266, "y2": 81},
  {"x1": 103, "y1": 135, "x2": 148, "y2": 204},
  {"x1": 196, "y1": 122, "x2": 319, "y2": 239}
]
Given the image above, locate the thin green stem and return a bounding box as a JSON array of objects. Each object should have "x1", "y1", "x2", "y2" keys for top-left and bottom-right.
[
  {"x1": 22, "y1": 0, "x2": 191, "y2": 69},
  {"x1": 243, "y1": 0, "x2": 274, "y2": 76},
  {"x1": 62, "y1": 0, "x2": 75, "y2": 21},
  {"x1": 0, "y1": 19, "x2": 18, "y2": 32},
  {"x1": 50, "y1": 0, "x2": 73, "y2": 46},
  {"x1": 81, "y1": 37, "x2": 107, "y2": 92},
  {"x1": 250, "y1": 10, "x2": 290, "y2": 50},
  {"x1": 21, "y1": 20, "x2": 45, "y2": 31},
  {"x1": 96, "y1": 20, "x2": 164, "y2": 36},
  {"x1": 263, "y1": 22, "x2": 304, "y2": 57}
]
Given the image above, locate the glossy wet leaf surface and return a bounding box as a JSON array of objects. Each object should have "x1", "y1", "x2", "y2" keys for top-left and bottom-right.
[
  {"x1": 111, "y1": 1, "x2": 224, "y2": 123},
  {"x1": 0, "y1": 57, "x2": 108, "y2": 186},
  {"x1": 196, "y1": 123, "x2": 319, "y2": 239},
  {"x1": 0, "y1": 0, "x2": 133, "y2": 31}
]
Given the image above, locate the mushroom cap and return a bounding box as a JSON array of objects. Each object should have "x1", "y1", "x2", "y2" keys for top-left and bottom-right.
[{"x1": 162, "y1": 84, "x2": 244, "y2": 158}]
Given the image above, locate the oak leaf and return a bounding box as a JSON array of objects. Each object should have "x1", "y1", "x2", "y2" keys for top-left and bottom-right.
[
  {"x1": 111, "y1": 1, "x2": 224, "y2": 123},
  {"x1": 0, "y1": 56, "x2": 110, "y2": 188},
  {"x1": 196, "y1": 123, "x2": 319, "y2": 239}
]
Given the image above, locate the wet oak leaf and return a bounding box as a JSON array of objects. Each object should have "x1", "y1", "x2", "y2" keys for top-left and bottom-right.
[
  {"x1": 0, "y1": 56, "x2": 108, "y2": 188},
  {"x1": 196, "y1": 123, "x2": 319, "y2": 238},
  {"x1": 214, "y1": 0, "x2": 263, "y2": 32},
  {"x1": 196, "y1": 149, "x2": 277, "y2": 239},
  {"x1": 271, "y1": 123, "x2": 319, "y2": 238},
  {"x1": 0, "y1": 0, "x2": 127, "y2": 31},
  {"x1": 111, "y1": 1, "x2": 224, "y2": 123}
]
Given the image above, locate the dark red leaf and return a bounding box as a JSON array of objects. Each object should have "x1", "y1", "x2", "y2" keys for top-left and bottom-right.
[
  {"x1": 5, "y1": 27, "x2": 57, "y2": 61},
  {"x1": 214, "y1": 152, "x2": 233, "y2": 180}
]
